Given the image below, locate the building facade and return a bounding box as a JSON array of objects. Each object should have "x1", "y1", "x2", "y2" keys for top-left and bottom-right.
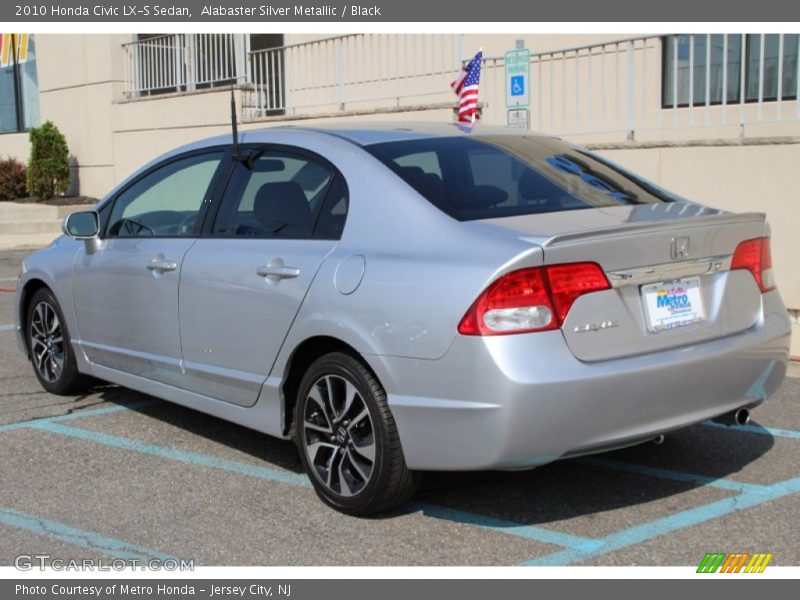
[{"x1": 2, "y1": 32, "x2": 799, "y2": 354}]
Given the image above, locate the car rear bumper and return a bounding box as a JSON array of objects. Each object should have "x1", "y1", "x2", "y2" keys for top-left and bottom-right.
[{"x1": 371, "y1": 290, "x2": 791, "y2": 471}]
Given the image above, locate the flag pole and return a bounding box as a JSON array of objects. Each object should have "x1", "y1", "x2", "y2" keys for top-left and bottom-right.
[{"x1": 472, "y1": 47, "x2": 483, "y2": 124}]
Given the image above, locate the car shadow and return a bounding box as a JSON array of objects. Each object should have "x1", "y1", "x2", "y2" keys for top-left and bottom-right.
[
  {"x1": 405, "y1": 423, "x2": 775, "y2": 526},
  {"x1": 91, "y1": 384, "x2": 774, "y2": 527},
  {"x1": 90, "y1": 384, "x2": 305, "y2": 474}
]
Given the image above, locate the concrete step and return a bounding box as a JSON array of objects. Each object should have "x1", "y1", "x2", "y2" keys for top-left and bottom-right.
[
  {"x1": 0, "y1": 202, "x2": 93, "y2": 222},
  {"x1": 0, "y1": 203, "x2": 60, "y2": 221},
  {"x1": 0, "y1": 203, "x2": 92, "y2": 251},
  {"x1": 0, "y1": 220, "x2": 63, "y2": 235},
  {"x1": 0, "y1": 232, "x2": 60, "y2": 251}
]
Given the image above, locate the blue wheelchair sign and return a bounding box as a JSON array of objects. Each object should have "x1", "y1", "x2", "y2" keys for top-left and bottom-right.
[
  {"x1": 510, "y1": 75, "x2": 525, "y2": 97},
  {"x1": 505, "y1": 48, "x2": 530, "y2": 108}
]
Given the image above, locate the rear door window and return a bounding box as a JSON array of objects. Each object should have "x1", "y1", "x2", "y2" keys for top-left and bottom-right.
[{"x1": 212, "y1": 149, "x2": 347, "y2": 239}]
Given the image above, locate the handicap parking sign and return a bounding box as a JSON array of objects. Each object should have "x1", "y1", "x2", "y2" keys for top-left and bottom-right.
[
  {"x1": 511, "y1": 75, "x2": 524, "y2": 97},
  {"x1": 505, "y1": 48, "x2": 530, "y2": 108}
]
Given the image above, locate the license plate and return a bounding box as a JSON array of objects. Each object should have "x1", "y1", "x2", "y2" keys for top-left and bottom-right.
[{"x1": 641, "y1": 277, "x2": 706, "y2": 333}]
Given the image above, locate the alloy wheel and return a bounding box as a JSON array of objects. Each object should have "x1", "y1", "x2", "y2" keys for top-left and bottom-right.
[
  {"x1": 302, "y1": 374, "x2": 376, "y2": 497},
  {"x1": 30, "y1": 301, "x2": 65, "y2": 383}
]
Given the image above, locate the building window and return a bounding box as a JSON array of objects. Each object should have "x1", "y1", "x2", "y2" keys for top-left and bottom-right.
[
  {"x1": 662, "y1": 34, "x2": 799, "y2": 107},
  {"x1": 0, "y1": 33, "x2": 40, "y2": 133}
]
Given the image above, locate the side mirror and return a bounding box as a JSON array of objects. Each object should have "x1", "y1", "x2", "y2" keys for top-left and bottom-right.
[{"x1": 62, "y1": 211, "x2": 99, "y2": 240}]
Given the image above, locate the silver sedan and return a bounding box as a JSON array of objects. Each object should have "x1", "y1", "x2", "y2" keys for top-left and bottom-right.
[{"x1": 14, "y1": 123, "x2": 791, "y2": 515}]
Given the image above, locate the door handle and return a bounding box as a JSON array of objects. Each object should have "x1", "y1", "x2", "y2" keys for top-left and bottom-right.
[
  {"x1": 146, "y1": 259, "x2": 178, "y2": 272},
  {"x1": 257, "y1": 265, "x2": 301, "y2": 281}
]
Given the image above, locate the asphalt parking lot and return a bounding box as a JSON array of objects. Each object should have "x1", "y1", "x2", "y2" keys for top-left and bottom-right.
[{"x1": 0, "y1": 248, "x2": 798, "y2": 567}]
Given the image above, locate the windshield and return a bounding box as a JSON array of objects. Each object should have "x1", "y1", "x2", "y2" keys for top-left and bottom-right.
[{"x1": 366, "y1": 135, "x2": 677, "y2": 221}]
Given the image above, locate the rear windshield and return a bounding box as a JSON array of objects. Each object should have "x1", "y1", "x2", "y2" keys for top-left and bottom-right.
[{"x1": 366, "y1": 135, "x2": 676, "y2": 221}]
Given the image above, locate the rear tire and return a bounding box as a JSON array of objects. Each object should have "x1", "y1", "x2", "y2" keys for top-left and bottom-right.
[
  {"x1": 26, "y1": 288, "x2": 90, "y2": 395},
  {"x1": 294, "y1": 352, "x2": 419, "y2": 515}
]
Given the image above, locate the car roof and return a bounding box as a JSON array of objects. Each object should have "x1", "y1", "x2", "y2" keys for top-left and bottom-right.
[
  {"x1": 272, "y1": 122, "x2": 547, "y2": 146},
  {"x1": 185, "y1": 121, "x2": 548, "y2": 152}
]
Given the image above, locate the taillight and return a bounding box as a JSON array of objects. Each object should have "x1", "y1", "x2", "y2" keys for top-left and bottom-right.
[
  {"x1": 458, "y1": 263, "x2": 610, "y2": 336},
  {"x1": 731, "y1": 237, "x2": 776, "y2": 293},
  {"x1": 546, "y1": 263, "x2": 613, "y2": 324}
]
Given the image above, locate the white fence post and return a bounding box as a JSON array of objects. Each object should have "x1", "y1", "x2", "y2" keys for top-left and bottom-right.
[
  {"x1": 777, "y1": 34, "x2": 784, "y2": 121},
  {"x1": 739, "y1": 34, "x2": 746, "y2": 128},
  {"x1": 175, "y1": 34, "x2": 184, "y2": 91},
  {"x1": 185, "y1": 34, "x2": 196, "y2": 92},
  {"x1": 233, "y1": 34, "x2": 246, "y2": 84},
  {"x1": 336, "y1": 37, "x2": 345, "y2": 110},
  {"x1": 626, "y1": 40, "x2": 635, "y2": 138}
]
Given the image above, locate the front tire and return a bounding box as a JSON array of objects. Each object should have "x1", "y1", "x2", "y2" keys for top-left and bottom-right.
[
  {"x1": 27, "y1": 288, "x2": 89, "y2": 395},
  {"x1": 294, "y1": 352, "x2": 419, "y2": 515}
]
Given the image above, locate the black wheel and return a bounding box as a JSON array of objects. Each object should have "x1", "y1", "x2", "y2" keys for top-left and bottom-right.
[
  {"x1": 27, "y1": 288, "x2": 90, "y2": 395},
  {"x1": 294, "y1": 352, "x2": 420, "y2": 515}
]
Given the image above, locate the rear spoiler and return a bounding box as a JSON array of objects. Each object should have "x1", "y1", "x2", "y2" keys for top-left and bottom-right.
[{"x1": 542, "y1": 212, "x2": 766, "y2": 248}]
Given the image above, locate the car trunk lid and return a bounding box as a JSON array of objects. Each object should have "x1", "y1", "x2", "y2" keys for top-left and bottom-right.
[{"x1": 475, "y1": 203, "x2": 769, "y2": 361}]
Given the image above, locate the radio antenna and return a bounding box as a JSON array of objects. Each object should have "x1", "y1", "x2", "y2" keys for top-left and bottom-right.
[{"x1": 230, "y1": 85, "x2": 239, "y2": 160}]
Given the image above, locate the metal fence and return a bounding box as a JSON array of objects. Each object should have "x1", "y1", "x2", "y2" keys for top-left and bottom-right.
[
  {"x1": 123, "y1": 33, "x2": 800, "y2": 138},
  {"x1": 123, "y1": 34, "x2": 248, "y2": 96},
  {"x1": 246, "y1": 34, "x2": 464, "y2": 118},
  {"x1": 479, "y1": 34, "x2": 800, "y2": 137}
]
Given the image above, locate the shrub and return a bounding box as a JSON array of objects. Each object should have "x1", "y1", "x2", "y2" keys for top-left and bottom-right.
[
  {"x1": 0, "y1": 156, "x2": 28, "y2": 202},
  {"x1": 27, "y1": 121, "x2": 70, "y2": 200}
]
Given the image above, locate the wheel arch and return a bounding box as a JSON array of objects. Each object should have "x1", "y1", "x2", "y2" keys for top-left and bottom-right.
[
  {"x1": 280, "y1": 335, "x2": 384, "y2": 438},
  {"x1": 18, "y1": 278, "x2": 52, "y2": 357}
]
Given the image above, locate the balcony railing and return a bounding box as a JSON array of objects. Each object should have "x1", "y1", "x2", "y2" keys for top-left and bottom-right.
[{"x1": 123, "y1": 34, "x2": 248, "y2": 96}]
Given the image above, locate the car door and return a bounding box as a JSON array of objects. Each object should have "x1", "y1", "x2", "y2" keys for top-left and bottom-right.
[
  {"x1": 72, "y1": 149, "x2": 226, "y2": 387},
  {"x1": 178, "y1": 146, "x2": 348, "y2": 406}
]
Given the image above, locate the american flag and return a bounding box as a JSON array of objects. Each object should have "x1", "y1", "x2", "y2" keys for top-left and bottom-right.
[{"x1": 451, "y1": 50, "x2": 482, "y2": 123}]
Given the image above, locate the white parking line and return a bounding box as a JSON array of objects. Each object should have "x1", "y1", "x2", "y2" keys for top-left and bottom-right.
[{"x1": 0, "y1": 325, "x2": 15, "y2": 333}]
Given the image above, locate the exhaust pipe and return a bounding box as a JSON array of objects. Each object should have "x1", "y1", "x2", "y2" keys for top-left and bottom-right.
[
  {"x1": 712, "y1": 408, "x2": 751, "y2": 427},
  {"x1": 652, "y1": 434, "x2": 665, "y2": 445}
]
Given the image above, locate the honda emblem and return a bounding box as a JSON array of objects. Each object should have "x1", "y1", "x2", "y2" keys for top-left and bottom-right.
[{"x1": 671, "y1": 237, "x2": 690, "y2": 260}]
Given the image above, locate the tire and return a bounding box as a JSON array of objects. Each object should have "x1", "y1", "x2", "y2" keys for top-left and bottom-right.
[
  {"x1": 294, "y1": 352, "x2": 420, "y2": 515},
  {"x1": 26, "y1": 287, "x2": 90, "y2": 395}
]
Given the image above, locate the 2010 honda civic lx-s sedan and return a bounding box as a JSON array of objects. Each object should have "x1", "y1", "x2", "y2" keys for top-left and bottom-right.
[{"x1": 15, "y1": 123, "x2": 791, "y2": 515}]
